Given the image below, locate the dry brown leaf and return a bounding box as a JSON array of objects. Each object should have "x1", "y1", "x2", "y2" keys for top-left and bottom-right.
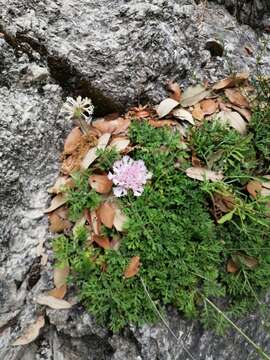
[
  {"x1": 123, "y1": 256, "x2": 141, "y2": 278},
  {"x1": 200, "y1": 99, "x2": 218, "y2": 115},
  {"x1": 109, "y1": 137, "x2": 130, "y2": 152},
  {"x1": 48, "y1": 207, "x2": 72, "y2": 233},
  {"x1": 54, "y1": 266, "x2": 69, "y2": 288},
  {"x1": 261, "y1": 175, "x2": 270, "y2": 190},
  {"x1": 98, "y1": 201, "x2": 115, "y2": 228},
  {"x1": 191, "y1": 154, "x2": 203, "y2": 168},
  {"x1": 113, "y1": 207, "x2": 128, "y2": 231},
  {"x1": 192, "y1": 103, "x2": 204, "y2": 121},
  {"x1": 44, "y1": 194, "x2": 67, "y2": 213},
  {"x1": 47, "y1": 176, "x2": 75, "y2": 194},
  {"x1": 85, "y1": 209, "x2": 101, "y2": 235},
  {"x1": 48, "y1": 284, "x2": 67, "y2": 299},
  {"x1": 93, "y1": 118, "x2": 130, "y2": 135},
  {"x1": 225, "y1": 89, "x2": 249, "y2": 108},
  {"x1": 156, "y1": 98, "x2": 179, "y2": 118},
  {"x1": 92, "y1": 234, "x2": 111, "y2": 249},
  {"x1": 227, "y1": 259, "x2": 239, "y2": 273},
  {"x1": 64, "y1": 127, "x2": 82, "y2": 154},
  {"x1": 148, "y1": 119, "x2": 177, "y2": 128},
  {"x1": 213, "y1": 78, "x2": 235, "y2": 91},
  {"x1": 217, "y1": 110, "x2": 247, "y2": 134},
  {"x1": 185, "y1": 167, "x2": 224, "y2": 182},
  {"x1": 36, "y1": 294, "x2": 72, "y2": 309},
  {"x1": 12, "y1": 316, "x2": 45, "y2": 346},
  {"x1": 167, "y1": 81, "x2": 182, "y2": 102},
  {"x1": 180, "y1": 85, "x2": 211, "y2": 107},
  {"x1": 230, "y1": 105, "x2": 251, "y2": 122},
  {"x1": 246, "y1": 181, "x2": 262, "y2": 198},
  {"x1": 172, "y1": 108, "x2": 194, "y2": 125},
  {"x1": 81, "y1": 133, "x2": 111, "y2": 169},
  {"x1": 89, "y1": 174, "x2": 112, "y2": 194},
  {"x1": 261, "y1": 188, "x2": 270, "y2": 197},
  {"x1": 232, "y1": 253, "x2": 258, "y2": 269},
  {"x1": 214, "y1": 193, "x2": 235, "y2": 213}
]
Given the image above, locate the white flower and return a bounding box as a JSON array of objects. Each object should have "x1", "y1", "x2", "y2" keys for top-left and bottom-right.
[{"x1": 60, "y1": 96, "x2": 94, "y2": 123}]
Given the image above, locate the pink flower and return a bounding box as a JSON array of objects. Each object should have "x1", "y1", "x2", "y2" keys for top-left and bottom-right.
[{"x1": 108, "y1": 156, "x2": 152, "y2": 197}]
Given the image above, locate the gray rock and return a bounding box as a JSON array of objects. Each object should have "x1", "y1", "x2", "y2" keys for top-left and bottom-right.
[
  {"x1": 0, "y1": 0, "x2": 269, "y2": 113},
  {"x1": 0, "y1": 1, "x2": 270, "y2": 359}
]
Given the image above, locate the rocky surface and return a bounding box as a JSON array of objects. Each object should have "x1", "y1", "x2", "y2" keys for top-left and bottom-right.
[{"x1": 0, "y1": 0, "x2": 270, "y2": 359}]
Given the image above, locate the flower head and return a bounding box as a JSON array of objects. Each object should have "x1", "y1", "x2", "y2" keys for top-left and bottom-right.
[
  {"x1": 108, "y1": 156, "x2": 152, "y2": 197},
  {"x1": 61, "y1": 96, "x2": 94, "y2": 123}
]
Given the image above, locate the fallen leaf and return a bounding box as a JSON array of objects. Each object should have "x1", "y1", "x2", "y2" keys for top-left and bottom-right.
[
  {"x1": 12, "y1": 316, "x2": 45, "y2": 346},
  {"x1": 92, "y1": 234, "x2": 111, "y2": 249},
  {"x1": 85, "y1": 209, "x2": 101, "y2": 235},
  {"x1": 225, "y1": 89, "x2": 249, "y2": 108},
  {"x1": 216, "y1": 110, "x2": 247, "y2": 134},
  {"x1": 185, "y1": 167, "x2": 224, "y2": 182},
  {"x1": 148, "y1": 119, "x2": 177, "y2": 128},
  {"x1": 247, "y1": 181, "x2": 262, "y2": 198},
  {"x1": 36, "y1": 295, "x2": 72, "y2": 309},
  {"x1": 89, "y1": 174, "x2": 112, "y2": 194},
  {"x1": 47, "y1": 176, "x2": 75, "y2": 194},
  {"x1": 180, "y1": 85, "x2": 211, "y2": 107},
  {"x1": 261, "y1": 188, "x2": 270, "y2": 197},
  {"x1": 113, "y1": 207, "x2": 128, "y2": 231},
  {"x1": 227, "y1": 259, "x2": 239, "y2": 273},
  {"x1": 156, "y1": 98, "x2": 179, "y2": 118},
  {"x1": 191, "y1": 154, "x2": 203, "y2": 167},
  {"x1": 48, "y1": 207, "x2": 72, "y2": 233},
  {"x1": 172, "y1": 108, "x2": 194, "y2": 125},
  {"x1": 64, "y1": 127, "x2": 82, "y2": 154},
  {"x1": 54, "y1": 266, "x2": 69, "y2": 288},
  {"x1": 212, "y1": 78, "x2": 235, "y2": 91},
  {"x1": 214, "y1": 193, "x2": 235, "y2": 213},
  {"x1": 109, "y1": 137, "x2": 130, "y2": 152},
  {"x1": 261, "y1": 175, "x2": 270, "y2": 190},
  {"x1": 232, "y1": 252, "x2": 258, "y2": 269},
  {"x1": 93, "y1": 118, "x2": 130, "y2": 135},
  {"x1": 48, "y1": 284, "x2": 67, "y2": 299},
  {"x1": 192, "y1": 103, "x2": 204, "y2": 121},
  {"x1": 200, "y1": 99, "x2": 218, "y2": 115},
  {"x1": 167, "y1": 81, "x2": 181, "y2": 102},
  {"x1": 98, "y1": 201, "x2": 115, "y2": 228},
  {"x1": 81, "y1": 133, "x2": 111, "y2": 169},
  {"x1": 124, "y1": 256, "x2": 141, "y2": 278},
  {"x1": 44, "y1": 194, "x2": 67, "y2": 213},
  {"x1": 230, "y1": 105, "x2": 251, "y2": 122}
]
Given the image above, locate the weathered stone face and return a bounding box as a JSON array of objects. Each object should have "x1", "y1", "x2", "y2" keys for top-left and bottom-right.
[{"x1": 0, "y1": 1, "x2": 270, "y2": 359}]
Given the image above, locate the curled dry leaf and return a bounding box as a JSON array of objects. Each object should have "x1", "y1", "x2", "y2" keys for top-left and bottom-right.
[
  {"x1": 36, "y1": 295, "x2": 72, "y2": 309},
  {"x1": 167, "y1": 81, "x2": 181, "y2": 102},
  {"x1": 47, "y1": 176, "x2": 75, "y2": 194},
  {"x1": 214, "y1": 193, "x2": 235, "y2": 213},
  {"x1": 216, "y1": 110, "x2": 247, "y2": 134},
  {"x1": 232, "y1": 252, "x2": 258, "y2": 270},
  {"x1": 92, "y1": 234, "x2": 111, "y2": 249},
  {"x1": 81, "y1": 133, "x2": 111, "y2": 169},
  {"x1": 124, "y1": 256, "x2": 141, "y2": 278},
  {"x1": 230, "y1": 105, "x2": 251, "y2": 122},
  {"x1": 48, "y1": 207, "x2": 72, "y2": 233},
  {"x1": 89, "y1": 174, "x2": 112, "y2": 194},
  {"x1": 192, "y1": 103, "x2": 204, "y2": 121},
  {"x1": 212, "y1": 73, "x2": 249, "y2": 91},
  {"x1": 148, "y1": 119, "x2": 177, "y2": 128},
  {"x1": 186, "y1": 167, "x2": 224, "y2": 182},
  {"x1": 64, "y1": 127, "x2": 82, "y2": 154},
  {"x1": 225, "y1": 89, "x2": 249, "y2": 108},
  {"x1": 93, "y1": 118, "x2": 130, "y2": 135},
  {"x1": 54, "y1": 266, "x2": 69, "y2": 288},
  {"x1": 85, "y1": 209, "x2": 101, "y2": 235},
  {"x1": 200, "y1": 99, "x2": 218, "y2": 115},
  {"x1": 48, "y1": 284, "x2": 67, "y2": 299},
  {"x1": 98, "y1": 201, "x2": 115, "y2": 228},
  {"x1": 246, "y1": 181, "x2": 262, "y2": 198},
  {"x1": 156, "y1": 98, "x2": 179, "y2": 118},
  {"x1": 180, "y1": 85, "x2": 211, "y2": 107},
  {"x1": 44, "y1": 194, "x2": 67, "y2": 213},
  {"x1": 227, "y1": 259, "x2": 239, "y2": 273},
  {"x1": 109, "y1": 137, "x2": 130, "y2": 152},
  {"x1": 172, "y1": 108, "x2": 194, "y2": 125},
  {"x1": 113, "y1": 207, "x2": 128, "y2": 231},
  {"x1": 12, "y1": 316, "x2": 45, "y2": 346}
]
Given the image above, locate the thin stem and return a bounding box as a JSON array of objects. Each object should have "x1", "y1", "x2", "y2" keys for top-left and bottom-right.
[
  {"x1": 140, "y1": 277, "x2": 197, "y2": 360},
  {"x1": 203, "y1": 296, "x2": 270, "y2": 360}
]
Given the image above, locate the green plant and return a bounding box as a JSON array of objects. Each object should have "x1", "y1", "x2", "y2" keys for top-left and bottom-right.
[
  {"x1": 95, "y1": 147, "x2": 120, "y2": 172},
  {"x1": 64, "y1": 171, "x2": 101, "y2": 221}
]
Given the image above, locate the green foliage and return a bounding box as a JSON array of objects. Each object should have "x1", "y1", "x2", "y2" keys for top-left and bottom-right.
[
  {"x1": 54, "y1": 119, "x2": 270, "y2": 334},
  {"x1": 190, "y1": 120, "x2": 256, "y2": 177},
  {"x1": 96, "y1": 147, "x2": 120, "y2": 172},
  {"x1": 64, "y1": 171, "x2": 101, "y2": 222}
]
